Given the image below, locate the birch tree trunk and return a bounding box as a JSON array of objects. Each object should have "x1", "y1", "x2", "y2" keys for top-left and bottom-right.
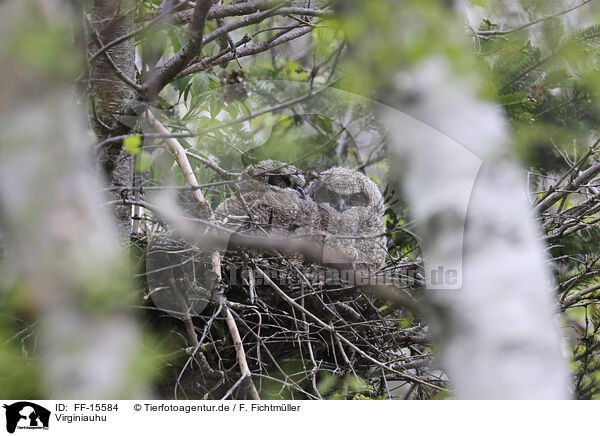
[
  {"x1": 380, "y1": 59, "x2": 571, "y2": 398},
  {"x1": 0, "y1": 0, "x2": 143, "y2": 398},
  {"x1": 90, "y1": 0, "x2": 136, "y2": 239}
]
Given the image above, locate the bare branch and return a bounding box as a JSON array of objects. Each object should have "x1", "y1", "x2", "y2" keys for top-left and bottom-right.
[
  {"x1": 254, "y1": 266, "x2": 441, "y2": 390},
  {"x1": 535, "y1": 160, "x2": 600, "y2": 214},
  {"x1": 87, "y1": 18, "x2": 142, "y2": 92},
  {"x1": 170, "y1": 1, "x2": 332, "y2": 24},
  {"x1": 178, "y1": 26, "x2": 312, "y2": 77},
  {"x1": 142, "y1": 0, "x2": 213, "y2": 100},
  {"x1": 143, "y1": 109, "x2": 212, "y2": 219},
  {"x1": 224, "y1": 306, "x2": 261, "y2": 399},
  {"x1": 475, "y1": 0, "x2": 592, "y2": 36}
]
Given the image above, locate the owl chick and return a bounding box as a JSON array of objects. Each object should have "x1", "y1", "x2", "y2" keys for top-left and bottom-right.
[
  {"x1": 308, "y1": 167, "x2": 387, "y2": 270},
  {"x1": 215, "y1": 160, "x2": 318, "y2": 235}
]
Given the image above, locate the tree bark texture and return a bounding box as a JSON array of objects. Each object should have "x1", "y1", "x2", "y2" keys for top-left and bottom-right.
[{"x1": 90, "y1": 0, "x2": 136, "y2": 240}]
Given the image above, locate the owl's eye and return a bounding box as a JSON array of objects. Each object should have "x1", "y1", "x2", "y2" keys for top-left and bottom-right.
[
  {"x1": 347, "y1": 192, "x2": 369, "y2": 207},
  {"x1": 314, "y1": 187, "x2": 337, "y2": 205},
  {"x1": 267, "y1": 174, "x2": 291, "y2": 189}
]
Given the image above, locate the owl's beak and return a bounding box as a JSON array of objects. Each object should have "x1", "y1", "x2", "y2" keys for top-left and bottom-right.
[{"x1": 295, "y1": 186, "x2": 306, "y2": 199}]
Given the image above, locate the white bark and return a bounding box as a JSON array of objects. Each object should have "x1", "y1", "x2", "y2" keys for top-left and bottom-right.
[
  {"x1": 0, "y1": 0, "x2": 143, "y2": 398},
  {"x1": 381, "y1": 59, "x2": 571, "y2": 399}
]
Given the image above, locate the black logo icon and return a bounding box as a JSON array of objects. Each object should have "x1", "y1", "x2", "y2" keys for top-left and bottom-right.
[{"x1": 3, "y1": 402, "x2": 50, "y2": 434}]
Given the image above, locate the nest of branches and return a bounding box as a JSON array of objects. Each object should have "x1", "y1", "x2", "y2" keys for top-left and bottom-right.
[{"x1": 139, "y1": 230, "x2": 446, "y2": 400}]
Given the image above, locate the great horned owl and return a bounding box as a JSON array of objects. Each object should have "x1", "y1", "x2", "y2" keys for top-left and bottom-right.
[
  {"x1": 309, "y1": 167, "x2": 387, "y2": 270},
  {"x1": 215, "y1": 160, "x2": 318, "y2": 235}
]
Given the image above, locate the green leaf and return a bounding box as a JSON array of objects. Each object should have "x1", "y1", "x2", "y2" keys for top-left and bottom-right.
[
  {"x1": 313, "y1": 114, "x2": 334, "y2": 134},
  {"x1": 191, "y1": 73, "x2": 211, "y2": 95},
  {"x1": 178, "y1": 137, "x2": 193, "y2": 149},
  {"x1": 209, "y1": 94, "x2": 224, "y2": 118},
  {"x1": 136, "y1": 150, "x2": 153, "y2": 172},
  {"x1": 311, "y1": 24, "x2": 340, "y2": 58},
  {"x1": 168, "y1": 29, "x2": 184, "y2": 53},
  {"x1": 225, "y1": 101, "x2": 240, "y2": 119},
  {"x1": 281, "y1": 60, "x2": 308, "y2": 80},
  {"x1": 123, "y1": 135, "x2": 142, "y2": 155},
  {"x1": 172, "y1": 76, "x2": 191, "y2": 100}
]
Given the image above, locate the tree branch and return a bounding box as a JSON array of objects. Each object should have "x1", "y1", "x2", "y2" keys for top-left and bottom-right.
[
  {"x1": 87, "y1": 18, "x2": 142, "y2": 92},
  {"x1": 177, "y1": 26, "x2": 312, "y2": 77},
  {"x1": 475, "y1": 0, "x2": 592, "y2": 36},
  {"x1": 535, "y1": 161, "x2": 600, "y2": 214},
  {"x1": 224, "y1": 306, "x2": 261, "y2": 399},
  {"x1": 142, "y1": 0, "x2": 213, "y2": 101},
  {"x1": 254, "y1": 266, "x2": 440, "y2": 390},
  {"x1": 143, "y1": 109, "x2": 213, "y2": 219},
  {"x1": 170, "y1": 1, "x2": 331, "y2": 24}
]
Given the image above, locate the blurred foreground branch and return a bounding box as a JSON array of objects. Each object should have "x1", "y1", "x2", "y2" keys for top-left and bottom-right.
[
  {"x1": 0, "y1": 0, "x2": 144, "y2": 398},
  {"x1": 381, "y1": 59, "x2": 570, "y2": 399}
]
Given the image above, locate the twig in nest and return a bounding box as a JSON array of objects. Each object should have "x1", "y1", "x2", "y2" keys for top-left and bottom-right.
[{"x1": 224, "y1": 305, "x2": 261, "y2": 399}]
